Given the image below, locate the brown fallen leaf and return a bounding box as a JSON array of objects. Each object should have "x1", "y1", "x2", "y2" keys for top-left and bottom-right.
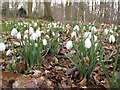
[
  {"x1": 79, "y1": 78, "x2": 87, "y2": 86},
  {"x1": 13, "y1": 41, "x2": 20, "y2": 46},
  {"x1": 54, "y1": 56, "x2": 58, "y2": 62}
]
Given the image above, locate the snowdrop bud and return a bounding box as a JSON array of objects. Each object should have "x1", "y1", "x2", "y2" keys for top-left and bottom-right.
[
  {"x1": 116, "y1": 33, "x2": 119, "y2": 36},
  {"x1": 6, "y1": 49, "x2": 11, "y2": 56},
  {"x1": 35, "y1": 43, "x2": 38, "y2": 47},
  {"x1": 30, "y1": 33, "x2": 37, "y2": 41},
  {"x1": 43, "y1": 39, "x2": 47, "y2": 46},
  {"x1": 94, "y1": 35, "x2": 97, "y2": 42},
  {"x1": 73, "y1": 25, "x2": 80, "y2": 31},
  {"x1": 58, "y1": 33, "x2": 60, "y2": 37},
  {"x1": 36, "y1": 30, "x2": 41, "y2": 38},
  {"x1": 85, "y1": 38, "x2": 91, "y2": 48},
  {"x1": 34, "y1": 22, "x2": 37, "y2": 27},
  {"x1": 17, "y1": 32, "x2": 21, "y2": 40},
  {"x1": 29, "y1": 27, "x2": 34, "y2": 35},
  {"x1": 52, "y1": 32, "x2": 55, "y2": 36},
  {"x1": 84, "y1": 32, "x2": 91, "y2": 39},
  {"x1": 53, "y1": 23, "x2": 57, "y2": 28},
  {"x1": 45, "y1": 35, "x2": 50, "y2": 38},
  {"x1": 95, "y1": 43, "x2": 98, "y2": 48},
  {"x1": 58, "y1": 38, "x2": 60, "y2": 42},
  {"x1": 71, "y1": 31, "x2": 77, "y2": 38},
  {"x1": 109, "y1": 35, "x2": 115, "y2": 43},
  {"x1": 66, "y1": 40, "x2": 73, "y2": 49},
  {"x1": 24, "y1": 30, "x2": 28, "y2": 35},
  {"x1": 24, "y1": 35, "x2": 28, "y2": 40},
  {"x1": 103, "y1": 29, "x2": 108, "y2": 35},
  {"x1": 0, "y1": 43, "x2": 6, "y2": 51},
  {"x1": 115, "y1": 26, "x2": 117, "y2": 30},
  {"x1": 91, "y1": 26, "x2": 97, "y2": 33},
  {"x1": 109, "y1": 29, "x2": 113, "y2": 33},
  {"x1": 11, "y1": 28, "x2": 18, "y2": 37}
]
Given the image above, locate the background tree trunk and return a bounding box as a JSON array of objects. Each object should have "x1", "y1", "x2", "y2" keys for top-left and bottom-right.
[
  {"x1": 118, "y1": 0, "x2": 120, "y2": 25},
  {"x1": 43, "y1": 2, "x2": 53, "y2": 20},
  {"x1": 38, "y1": 1, "x2": 42, "y2": 18},
  {"x1": 28, "y1": 1, "x2": 32, "y2": 18},
  {"x1": 6, "y1": 2, "x2": 9, "y2": 18},
  {"x1": 65, "y1": 1, "x2": 72, "y2": 20}
]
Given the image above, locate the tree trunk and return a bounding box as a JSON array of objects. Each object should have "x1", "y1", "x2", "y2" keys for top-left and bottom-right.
[
  {"x1": 38, "y1": 1, "x2": 42, "y2": 18},
  {"x1": 6, "y1": 2, "x2": 9, "y2": 18},
  {"x1": 28, "y1": 1, "x2": 32, "y2": 18},
  {"x1": 14, "y1": 2, "x2": 18, "y2": 18},
  {"x1": 43, "y1": 2, "x2": 53, "y2": 20},
  {"x1": 118, "y1": 0, "x2": 120, "y2": 25},
  {"x1": 65, "y1": 1, "x2": 72, "y2": 20},
  {"x1": 79, "y1": 2, "x2": 84, "y2": 21}
]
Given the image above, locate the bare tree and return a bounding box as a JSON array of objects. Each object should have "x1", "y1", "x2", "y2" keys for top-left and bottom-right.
[
  {"x1": 6, "y1": 2, "x2": 9, "y2": 18},
  {"x1": 28, "y1": 1, "x2": 32, "y2": 18},
  {"x1": 43, "y1": 2, "x2": 53, "y2": 20},
  {"x1": 65, "y1": 0, "x2": 72, "y2": 20},
  {"x1": 118, "y1": 0, "x2": 120, "y2": 25}
]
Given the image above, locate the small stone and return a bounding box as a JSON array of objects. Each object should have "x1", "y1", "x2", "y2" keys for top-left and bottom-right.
[{"x1": 55, "y1": 66, "x2": 62, "y2": 71}]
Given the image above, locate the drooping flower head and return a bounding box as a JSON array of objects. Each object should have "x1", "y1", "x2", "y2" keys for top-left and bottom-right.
[
  {"x1": 103, "y1": 29, "x2": 108, "y2": 35},
  {"x1": 85, "y1": 38, "x2": 91, "y2": 48},
  {"x1": 73, "y1": 25, "x2": 80, "y2": 31},
  {"x1": 17, "y1": 32, "x2": 21, "y2": 40},
  {"x1": 29, "y1": 27, "x2": 34, "y2": 35},
  {"x1": 109, "y1": 35, "x2": 115, "y2": 43},
  {"x1": 0, "y1": 43, "x2": 6, "y2": 51},
  {"x1": 11, "y1": 28, "x2": 18, "y2": 37},
  {"x1": 66, "y1": 40, "x2": 73, "y2": 49},
  {"x1": 43, "y1": 39, "x2": 47, "y2": 46},
  {"x1": 71, "y1": 31, "x2": 77, "y2": 38}
]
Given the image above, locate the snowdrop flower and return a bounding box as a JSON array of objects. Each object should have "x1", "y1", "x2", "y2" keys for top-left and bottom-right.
[
  {"x1": 11, "y1": 28, "x2": 18, "y2": 37},
  {"x1": 24, "y1": 30, "x2": 28, "y2": 35},
  {"x1": 116, "y1": 33, "x2": 119, "y2": 36},
  {"x1": 95, "y1": 43, "x2": 98, "y2": 48},
  {"x1": 48, "y1": 23, "x2": 52, "y2": 28},
  {"x1": 0, "y1": 43, "x2": 6, "y2": 51},
  {"x1": 34, "y1": 22, "x2": 37, "y2": 27},
  {"x1": 58, "y1": 33, "x2": 60, "y2": 37},
  {"x1": 109, "y1": 35, "x2": 115, "y2": 43},
  {"x1": 103, "y1": 29, "x2": 108, "y2": 35},
  {"x1": 71, "y1": 31, "x2": 77, "y2": 38},
  {"x1": 36, "y1": 30, "x2": 41, "y2": 38},
  {"x1": 30, "y1": 33, "x2": 37, "y2": 41},
  {"x1": 21, "y1": 41, "x2": 25, "y2": 46},
  {"x1": 109, "y1": 29, "x2": 113, "y2": 33},
  {"x1": 84, "y1": 32, "x2": 91, "y2": 39},
  {"x1": 45, "y1": 35, "x2": 50, "y2": 38},
  {"x1": 35, "y1": 43, "x2": 38, "y2": 47},
  {"x1": 115, "y1": 26, "x2": 117, "y2": 30},
  {"x1": 6, "y1": 49, "x2": 11, "y2": 56},
  {"x1": 73, "y1": 25, "x2": 80, "y2": 31},
  {"x1": 52, "y1": 32, "x2": 55, "y2": 36},
  {"x1": 91, "y1": 26, "x2": 97, "y2": 33},
  {"x1": 17, "y1": 32, "x2": 21, "y2": 40},
  {"x1": 29, "y1": 27, "x2": 34, "y2": 35},
  {"x1": 53, "y1": 23, "x2": 57, "y2": 28},
  {"x1": 43, "y1": 39, "x2": 47, "y2": 46},
  {"x1": 85, "y1": 38, "x2": 91, "y2": 48},
  {"x1": 93, "y1": 35, "x2": 97, "y2": 42},
  {"x1": 24, "y1": 35, "x2": 28, "y2": 40},
  {"x1": 66, "y1": 40, "x2": 73, "y2": 49}
]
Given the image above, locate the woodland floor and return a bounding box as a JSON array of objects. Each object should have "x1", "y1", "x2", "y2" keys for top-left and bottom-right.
[{"x1": 0, "y1": 19, "x2": 120, "y2": 89}]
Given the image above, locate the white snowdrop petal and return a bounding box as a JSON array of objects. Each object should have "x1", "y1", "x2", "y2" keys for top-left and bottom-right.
[
  {"x1": 43, "y1": 39, "x2": 47, "y2": 46},
  {"x1": 66, "y1": 40, "x2": 73, "y2": 49},
  {"x1": 85, "y1": 38, "x2": 91, "y2": 48}
]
